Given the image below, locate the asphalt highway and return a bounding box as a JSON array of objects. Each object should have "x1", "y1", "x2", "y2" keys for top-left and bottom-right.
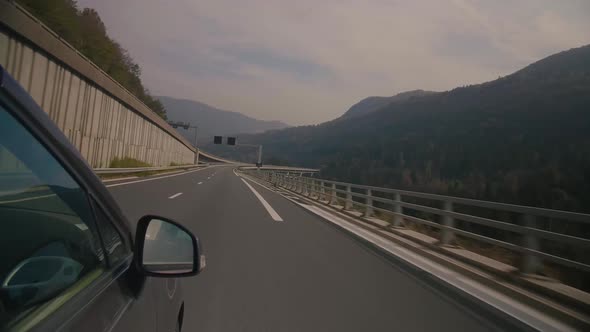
[{"x1": 107, "y1": 165, "x2": 503, "y2": 332}]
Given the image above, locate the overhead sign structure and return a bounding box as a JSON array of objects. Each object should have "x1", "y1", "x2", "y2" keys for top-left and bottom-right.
[
  {"x1": 211, "y1": 135, "x2": 262, "y2": 168},
  {"x1": 168, "y1": 121, "x2": 198, "y2": 163},
  {"x1": 168, "y1": 121, "x2": 190, "y2": 130}
]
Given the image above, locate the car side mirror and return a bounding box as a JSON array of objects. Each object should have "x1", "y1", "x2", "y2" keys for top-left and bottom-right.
[{"x1": 135, "y1": 215, "x2": 205, "y2": 277}]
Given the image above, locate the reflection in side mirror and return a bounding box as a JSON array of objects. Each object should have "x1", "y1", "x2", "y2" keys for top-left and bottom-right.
[{"x1": 136, "y1": 216, "x2": 203, "y2": 277}]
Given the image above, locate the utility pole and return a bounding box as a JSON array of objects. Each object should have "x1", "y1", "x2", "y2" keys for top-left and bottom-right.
[{"x1": 233, "y1": 143, "x2": 263, "y2": 168}]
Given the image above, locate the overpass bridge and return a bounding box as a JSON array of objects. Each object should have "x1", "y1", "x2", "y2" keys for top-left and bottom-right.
[
  {"x1": 198, "y1": 149, "x2": 239, "y2": 164},
  {"x1": 1, "y1": 2, "x2": 589, "y2": 331}
]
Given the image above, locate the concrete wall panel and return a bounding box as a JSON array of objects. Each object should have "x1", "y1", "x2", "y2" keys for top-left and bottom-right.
[
  {"x1": 29, "y1": 52, "x2": 47, "y2": 105},
  {"x1": 1, "y1": 4, "x2": 196, "y2": 167},
  {"x1": 0, "y1": 31, "x2": 8, "y2": 66},
  {"x1": 18, "y1": 45, "x2": 33, "y2": 90}
]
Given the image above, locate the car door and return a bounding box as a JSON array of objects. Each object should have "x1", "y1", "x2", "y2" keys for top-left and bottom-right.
[
  {"x1": 0, "y1": 72, "x2": 157, "y2": 332},
  {"x1": 88, "y1": 198, "x2": 160, "y2": 332}
]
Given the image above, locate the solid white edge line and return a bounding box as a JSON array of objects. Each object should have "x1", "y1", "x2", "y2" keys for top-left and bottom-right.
[
  {"x1": 0, "y1": 193, "x2": 56, "y2": 204},
  {"x1": 168, "y1": 192, "x2": 183, "y2": 199},
  {"x1": 233, "y1": 171, "x2": 575, "y2": 330},
  {"x1": 102, "y1": 176, "x2": 137, "y2": 183},
  {"x1": 105, "y1": 167, "x2": 209, "y2": 187},
  {"x1": 295, "y1": 203, "x2": 575, "y2": 332},
  {"x1": 240, "y1": 178, "x2": 283, "y2": 222}
]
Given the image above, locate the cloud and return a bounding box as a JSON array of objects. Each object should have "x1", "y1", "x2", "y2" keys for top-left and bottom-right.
[
  {"x1": 78, "y1": 0, "x2": 590, "y2": 125},
  {"x1": 214, "y1": 45, "x2": 334, "y2": 81}
]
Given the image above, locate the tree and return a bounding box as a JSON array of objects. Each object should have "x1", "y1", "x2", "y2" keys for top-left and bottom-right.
[{"x1": 16, "y1": 0, "x2": 168, "y2": 120}]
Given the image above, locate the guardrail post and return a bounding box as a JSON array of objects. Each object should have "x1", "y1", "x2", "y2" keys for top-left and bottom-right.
[
  {"x1": 364, "y1": 189, "x2": 374, "y2": 217},
  {"x1": 315, "y1": 180, "x2": 320, "y2": 200},
  {"x1": 320, "y1": 181, "x2": 325, "y2": 201},
  {"x1": 392, "y1": 193, "x2": 403, "y2": 227},
  {"x1": 521, "y1": 214, "x2": 541, "y2": 274},
  {"x1": 345, "y1": 185, "x2": 353, "y2": 210},
  {"x1": 297, "y1": 177, "x2": 303, "y2": 193},
  {"x1": 441, "y1": 200, "x2": 455, "y2": 246},
  {"x1": 330, "y1": 183, "x2": 338, "y2": 205}
]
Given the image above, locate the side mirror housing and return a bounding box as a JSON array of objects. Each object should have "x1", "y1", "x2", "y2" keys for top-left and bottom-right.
[{"x1": 135, "y1": 215, "x2": 205, "y2": 277}]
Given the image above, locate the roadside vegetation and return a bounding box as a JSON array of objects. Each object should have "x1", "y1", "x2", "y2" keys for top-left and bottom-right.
[
  {"x1": 169, "y1": 162, "x2": 192, "y2": 166},
  {"x1": 108, "y1": 157, "x2": 151, "y2": 168},
  {"x1": 16, "y1": 0, "x2": 168, "y2": 119}
]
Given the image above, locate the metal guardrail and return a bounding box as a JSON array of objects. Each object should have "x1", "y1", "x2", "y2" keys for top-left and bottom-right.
[
  {"x1": 244, "y1": 170, "x2": 590, "y2": 277},
  {"x1": 94, "y1": 164, "x2": 204, "y2": 174},
  {"x1": 239, "y1": 165, "x2": 320, "y2": 174}
]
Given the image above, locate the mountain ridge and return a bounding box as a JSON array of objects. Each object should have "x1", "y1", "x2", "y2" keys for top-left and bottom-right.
[
  {"x1": 235, "y1": 44, "x2": 590, "y2": 213},
  {"x1": 340, "y1": 89, "x2": 436, "y2": 119},
  {"x1": 157, "y1": 96, "x2": 289, "y2": 144}
]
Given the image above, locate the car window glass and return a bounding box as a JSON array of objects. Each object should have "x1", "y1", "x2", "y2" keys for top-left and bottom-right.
[
  {"x1": 92, "y1": 200, "x2": 128, "y2": 266},
  {"x1": 0, "y1": 103, "x2": 104, "y2": 329}
]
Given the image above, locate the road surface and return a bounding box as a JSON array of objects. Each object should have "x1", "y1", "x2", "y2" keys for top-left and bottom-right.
[{"x1": 108, "y1": 166, "x2": 506, "y2": 331}]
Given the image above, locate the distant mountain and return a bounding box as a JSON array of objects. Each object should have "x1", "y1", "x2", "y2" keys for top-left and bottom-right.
[
  {"x1": 238, "y1": 44, "x2": 590, "y2": 213},
  {"x1": 340, "y1": 90, "x2": 435, "y2": 119},
  {"x1": 158, "y1": 96, "x2": 289, "y2": 145}
]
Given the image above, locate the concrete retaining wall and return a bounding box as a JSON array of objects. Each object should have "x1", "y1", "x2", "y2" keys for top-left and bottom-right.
[{"x1": 0, "y1": 1, "x2": 195, "y2": 168}]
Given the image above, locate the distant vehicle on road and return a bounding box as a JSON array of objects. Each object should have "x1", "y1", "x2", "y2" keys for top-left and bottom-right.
[{"x1": 0, "y1": 66, "x2": 204, "y2": 332}]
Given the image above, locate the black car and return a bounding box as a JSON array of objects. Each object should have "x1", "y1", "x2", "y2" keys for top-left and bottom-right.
[{"x1": 0, "y1": 66, "x2": 204, "y2": 332}]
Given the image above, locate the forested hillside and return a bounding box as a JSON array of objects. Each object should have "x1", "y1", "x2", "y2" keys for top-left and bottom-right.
[
  {"x1": 241, "y1": 45, "x2": 590, "y2": 213},
  {"x1": 159, "y1": 96, "x2": 288, "y2": 145},
  {"x1": 340, "y1": 90, "x2": 435, "y2": 119},
  {"x1": 16, "y1": 0, "x2": 167, "y2": 119}
]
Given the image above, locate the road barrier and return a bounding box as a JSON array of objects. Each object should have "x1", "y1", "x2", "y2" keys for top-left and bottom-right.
[
  {"x1": 94, "y1": 164, "x2": 205, "y2": 175},
  {"x1": 244, "y1": 170, "x2": 590, "y2": 279},
  {"x1": 1, "y1": 2, "x2": 196, "y2": 167}
]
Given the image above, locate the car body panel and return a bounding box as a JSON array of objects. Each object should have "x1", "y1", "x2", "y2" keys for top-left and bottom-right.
[{"x1": 0, "y1": 65, "x2": 185, "y2": 331}]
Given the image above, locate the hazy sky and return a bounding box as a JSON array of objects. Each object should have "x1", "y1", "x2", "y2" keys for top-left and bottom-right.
[{"x1": 78, "y1": 0, "x2": 590, "y2": 125}]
